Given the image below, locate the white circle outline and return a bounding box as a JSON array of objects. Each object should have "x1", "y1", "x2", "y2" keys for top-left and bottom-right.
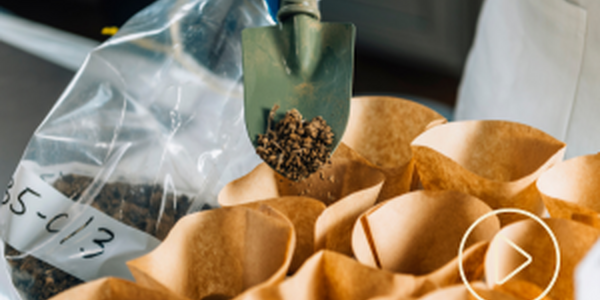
[{"x1": 458, "y1": 208, "x2": 561, "y2": 300}]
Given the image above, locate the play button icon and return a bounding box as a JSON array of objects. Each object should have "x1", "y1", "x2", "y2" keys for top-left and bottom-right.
[
  {"x1": 458, "y1": 208, "x2": 561, "y2": 300},
  {"x1": 492, "y1": 233, "x2": 533, "y2": 285}
]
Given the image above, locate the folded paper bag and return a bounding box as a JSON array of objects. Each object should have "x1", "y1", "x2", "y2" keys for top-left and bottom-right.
[
  {"x1": 423, "y1": 241, "x2": 489, "y2": 289},
  {"x1": 127, "y1": 205, "x2": 295, "y2": 300},
  {"x1": 352, "y1": 190, "x2": 500, "y2": 275},
  {"x1": 492, "y1": 280, "x2": 554, "y2": 300},
  {"x1": 341, "y1": 96, "x2": 446, "y2": 201},
  {"x1": 236, "y1": 250, "x2": 435, "y2": 300},
  {"x1": 485, "y1": 218, "x2": 600, "y2": 300},
  {"x1": 239, "y1": 197, "x2": 326, "y2": 273},
  {"x1": 411, "y1": 120, "x2": 565, "y2": 225},
  {"x1": 237, "y1": 241, "x2": 490, "y2": 300},
  {"x1": 49, "y1": 278, "x2": 187, "y2": 300},
  {"x1": 418, "y1": 281, "x2": 551, "y2": 300},
  {"x1": 50, "y1": 240, "x2": 489, "y2": 300},
  {"x1": 537, "y1": 153, "x2": 600, "y2": 227},
  {"x1": 219, "y1": 143, "x2": 383, "y2": 206},
  {"x1": 219, "y1": 143, "x2": 385, "y2": 256}
]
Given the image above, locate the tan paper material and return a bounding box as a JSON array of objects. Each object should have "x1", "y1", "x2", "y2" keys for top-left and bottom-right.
[
  {"x1": 537, "y1": 153, "x2": 600, "y2": 227},
  {"x1": 219, "y1": 143, "x2": 385, "y2": 256},
  {"x1": 492, "y1": 280, "x2": 552, "y2": 300},
  {"x1": 425, "y1": 241, "x2": 489, "y2": 288},
  {"x1": 352, "y1": 190, "x2": 499, "y2": 275},
  {"x1": 417, "y1": 282, "x2": 551, "y2": 300},
  {"x1": 236, "y1": 241, "x2": 492, "y2": 300},
  {"x1": 239, "y1": 197, "x2": 326, "y2": 273},
  {"x1": 49, "y1": 278, "x2": 186, "y2": 300},
  {"x1": 236, "y1": 250, "x2": 435, "y2": 300},
  {"x1": 49, "y1": 245, "x2": 532, "y2": 300},
  {"x1": 341, "y1": 96, "x2": 446, "y2": 201},
  {"x1": 417, "y1": 284, "x2": 484, "y2": 300},
  {"x1": 411, "y1": 120, "x2": 566, "y2": 225},
  {"x1": 417, "y1": 283, "x2": 508, "y2": 300},
  {"x1": 485, "y1": 218, "x2": 600, "y2": 300},
  {"x1": 127, "y1": 205, "x2": 295, "y2": 300}
]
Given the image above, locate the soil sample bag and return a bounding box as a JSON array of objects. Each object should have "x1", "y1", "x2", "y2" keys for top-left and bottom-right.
[{"x1": 0, "y1": 0, "x2": 272, "y2": 299}]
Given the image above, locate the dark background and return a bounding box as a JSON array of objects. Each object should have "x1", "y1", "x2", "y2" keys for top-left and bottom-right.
[{"x1": 0, "y1": 0, "x2": 484, "y2": 107}]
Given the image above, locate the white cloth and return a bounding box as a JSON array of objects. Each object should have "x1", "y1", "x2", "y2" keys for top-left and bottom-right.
[
  {"x1": 576, "y1": 237, "x2": 600, "y2": 300},
  {"x1": 455, "y1": 0, "x2": 600, "y2": 159}
]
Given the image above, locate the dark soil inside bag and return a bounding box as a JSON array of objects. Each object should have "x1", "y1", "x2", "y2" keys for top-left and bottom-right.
[{"x1": 4, "y1": 174, "x2": 193, "y2": 300}]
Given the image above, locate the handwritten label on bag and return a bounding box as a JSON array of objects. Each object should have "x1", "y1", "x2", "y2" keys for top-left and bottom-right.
[{"x1": 0, "y1": 163, "x2": 161, "y2": 281}]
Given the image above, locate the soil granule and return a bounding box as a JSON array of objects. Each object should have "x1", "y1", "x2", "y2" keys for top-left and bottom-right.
[{"x1": 256, "y1": 105, "x2": 334, "y2": 181}]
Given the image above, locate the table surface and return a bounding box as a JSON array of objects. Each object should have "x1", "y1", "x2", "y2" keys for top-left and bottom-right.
[{"x1": 0, "y1": 41, "x2": 74, "y2": 188}]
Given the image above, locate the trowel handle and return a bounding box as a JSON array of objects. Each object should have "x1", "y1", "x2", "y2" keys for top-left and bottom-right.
[{"x1": 278, "y1": 0, "x2": 321, "y2": 22}]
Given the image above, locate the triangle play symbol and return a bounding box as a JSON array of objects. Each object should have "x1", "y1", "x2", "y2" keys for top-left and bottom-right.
[{"x1": 495, "y1": 233, "x2": 533, "y2": 285}]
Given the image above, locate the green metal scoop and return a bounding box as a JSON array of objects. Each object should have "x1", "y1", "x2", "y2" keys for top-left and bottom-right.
[{"x1": 242, "y1": 0, "x2": 356, "y2": 154}]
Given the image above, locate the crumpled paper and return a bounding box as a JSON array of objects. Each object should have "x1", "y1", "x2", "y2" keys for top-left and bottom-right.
[
  {"x1": 50, "y1": 204, "x2": 296, "y2": 300},
  {"x1": 236, "y1": 250, "x2": 433, "y2": 300},
  {"x1": 418, "y1": 281, "x2": 551, "y2": 300},
  {"x1": 48, "y1": 198, "x2": 492, "y2": 300},
  {"x1": 352, "y1": 190, "x2": 499, "y2": 275},
  {"x1": 238, "y1": 197, "x2": 326, "y2": 273},
  {"x1": 411, "y1": 120, "x2": 566, "y2": 225},
  {"x1": 127, "y1": 205, "x2": 295, "y2": 300},
  {"x1": 341, "y1": 96, "x2": 446, "y2": 201},
  {"x1": 47, "y1": 278, "x2": 186, "y2": 300},
  {"x1": 537, "y1": 153, "x2": 600, "y2": 228},
  {"x1": 236, "y1": 247, "x2": 493, "y2": 300},
  {"x1": 219, "y1": 143, "x2": 385, "y2": 256},
  {"x1": 485, "y1": 218, "x2": 600, "y2": 300},
  {"x1": 50, "y1": 200, "x2": 600, "y2": 300}
]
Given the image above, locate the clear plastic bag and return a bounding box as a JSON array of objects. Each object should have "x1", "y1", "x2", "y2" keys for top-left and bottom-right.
[{"x1": 0, "y1": 0, "x2": 272, "y2": 298}]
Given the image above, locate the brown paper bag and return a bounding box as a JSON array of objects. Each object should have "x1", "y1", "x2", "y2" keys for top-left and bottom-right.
[
  {"x1": 341, "y1": 96, "x2": 446, "y2": 201},
  {"x1": 537, "y1": 153, "x2": 600, "y2": 227},
  {"x1": 417, "y1": 282, "x2": 551, "y2": 300},
  {"x1": 236, "y1": 241, "x2": 491, "y2": 300},
  {"x1": 485, "y1": 218, "x2": 600, "y2": 300},
  {"x1": 424, "y1": 241, "x2": 489, "y2": 288},
  {"x1": 127, "y1": 205, "x2": 295, "y2": 300},
  {"x1": 417, "y1": 284, "x2": 487, "y2": 300},
  {"x1": 493, "y1": 280, "x2": 553, "y2": 300},
  {"x1": 239, "y1": 197, "x2": 326, "y2": 273},
  {"x1": 219, "y1": 143, "x2": 385, "y2": 256},
  {"x1": 236, "y1": 250, "x2": 435, "y2": 300},
  {"x1": 49, "y1": 278, "x2": 186, "y2": 300},
  {"x1": 411, "y1": 120, "x2": 565, "y2": 225},
  {"x1": 352, "y1": 190, "x2": 499, "y2": 275},
  {"x1": 50, "y1": 235, "x2": 489, "y2": 300}
]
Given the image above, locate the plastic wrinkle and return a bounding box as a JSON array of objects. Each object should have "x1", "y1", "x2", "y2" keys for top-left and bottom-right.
[{"x1": 0, "y1": 0, "x2": 272, "y2": 299}]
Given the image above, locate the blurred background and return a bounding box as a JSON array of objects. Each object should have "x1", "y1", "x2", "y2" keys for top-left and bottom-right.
[
  {"x1": 0, "y1": 0, "x2": 483, "y2": 187},
  {"x1": 0, "y1": 0, "x2": 484, "y2": 104}
]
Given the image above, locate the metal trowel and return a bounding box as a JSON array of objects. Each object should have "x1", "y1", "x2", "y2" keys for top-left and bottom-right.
[{"x1": 242, "y1": 0, "x2": 356, "y2": 153}]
